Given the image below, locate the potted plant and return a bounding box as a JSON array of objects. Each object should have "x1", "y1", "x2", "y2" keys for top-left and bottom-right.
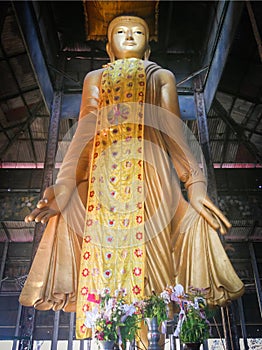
[
  {"x1": 164, "y1": 284, "x2": 212, "y2": 350},
  {"x1": 143, "y1": 292, "x2": 169, "y2": 324},
  {"x1": 179, "y1": 304, "x2": 210, "y2": 349},
  {"x1": 84, "y1": 288, "x2": 142, "y2": 349},
  {"x1": 141, "y1": 292, "x2": 169, "y2": 350}
]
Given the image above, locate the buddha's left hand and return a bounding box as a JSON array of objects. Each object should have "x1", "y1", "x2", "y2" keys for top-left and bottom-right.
[{"x1": 187, "y1": 181, "x2": 231, "y2": 234}]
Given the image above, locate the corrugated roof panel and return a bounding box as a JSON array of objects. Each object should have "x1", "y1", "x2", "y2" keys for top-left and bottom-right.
[
  {"x1": 224, "y1": 141, "x2": 239, "y2": 162},
  {"x1": 216, "y1": 91, "x2": 234, "y2": 113},
  {"x1": 246, "y1": 104, "x2": 262, "y2": 131},
  {"x1": 210, "y1": 140, "x2": 224, "y2": 162},
  {"x1": 33, "y1": 140, "x2": 47, "y2": 162},
  {"x1": 0, "y1": 61, "x2": 19, "y2": 97},
  {"x1": 0, "y1": 221, "x2": 35, "y2": 242},
  {"x1": 208, "y1": 117, "x2": 227, "y2": 140},
  {"x1": 23, "y1": 90, "x2": 43, "y2": 107},
  {"x1": 1, "y1": 8, "x2": 25, "y2": 56},
  {"x1": 231, "y1": 98, "x2": 252, "y2": 124},
  {"x1": 30, "y1": 116, "x2": 49, "y2": 139},
  {"x1": 2, "y1": 140, "x2": 33, "y2": 162},
  {"x1": 9, "y1": 55, "x2": 37, "y2": 90}
]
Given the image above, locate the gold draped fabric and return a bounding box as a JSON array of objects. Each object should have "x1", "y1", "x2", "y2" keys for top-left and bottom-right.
[{"x1": 19, "y1": 59, "x2": 244, "y2": 338}]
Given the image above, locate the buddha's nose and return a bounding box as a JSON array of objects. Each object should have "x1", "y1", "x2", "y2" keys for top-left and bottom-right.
[{"x1": 126, "y1": 30, "x2": 134, "y2": 40}]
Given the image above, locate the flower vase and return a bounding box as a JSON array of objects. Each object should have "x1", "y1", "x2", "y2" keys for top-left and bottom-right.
[
  {"x1": 98, "y1": 340, "x2": 115, "y2": 350},
  {"x1": 183, "y1": 343, "x2": 201, "y2": 350},
  {"x1": 145, "y1": 317, "x2": 161, "y2": 350}
]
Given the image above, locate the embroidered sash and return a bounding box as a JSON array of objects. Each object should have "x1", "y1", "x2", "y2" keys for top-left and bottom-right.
[{"x1": 76, "y1": 58, "x2": 146, "y2": 338}]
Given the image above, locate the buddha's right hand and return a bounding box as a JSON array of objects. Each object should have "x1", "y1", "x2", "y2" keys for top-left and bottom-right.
[{"x1": 24, "y1": 184, "x2": 70, "y2": 224}]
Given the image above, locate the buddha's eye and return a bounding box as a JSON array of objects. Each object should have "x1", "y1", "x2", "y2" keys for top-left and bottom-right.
[
  {"x1": 135, "y1": 31, "x2": 143, "y2": 35},
  {"x1": 117, "y1": 30, "x2": 124, "y2": 34}
]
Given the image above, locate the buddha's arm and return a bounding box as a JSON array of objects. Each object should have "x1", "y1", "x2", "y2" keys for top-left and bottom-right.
[
  {"x1": 158, "y1": 69, "x2": 231, "y2": 233},
  {"x1": 25, "y1": 70, "x2": 101, "y2": 224}
]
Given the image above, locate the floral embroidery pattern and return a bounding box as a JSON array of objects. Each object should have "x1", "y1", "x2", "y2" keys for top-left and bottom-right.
[
  {"x1": 132, "y1": 285, "x2": 141, "y2": 295},
  {"x1": 133, "y1": 267, "x2": 142, "y2": 276},
  {"x1": 82, "y1": 268, "x2": 90, "y2": 277},
  {"x1": 83, "y1": 251, "x2": 91, "y2": 260},
  {"x1": 81, "y1": 287, "x2": 88, "y2": 296}
]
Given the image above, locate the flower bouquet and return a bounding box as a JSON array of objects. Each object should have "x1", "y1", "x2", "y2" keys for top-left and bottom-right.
[
  {"x1": 84, "y1": 288, "x2": 142, "y2": 348},
  {"x1": 164, "y1": 285, "x2": 211, "y2": 345}
]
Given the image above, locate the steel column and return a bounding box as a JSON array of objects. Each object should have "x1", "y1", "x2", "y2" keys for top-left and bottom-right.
[
  {"x1": 203, "y1": 1, "x2": 244, "y2": 112},
  {"x1": 0, "y1": 240, "x2": 9, "y2": 290},
  {"x1": 12, "y1": 1, "x2": 53, "y2": 112},
  {"x1": 68, "y1": 312, "x2": 75, "y2": 350},
  {"x1": 12, "y1": 303, "x2": 23, "y2": 350},
  {"x1": 245, "y1": 0, "x2": 262, "y2": 62},
  {"x1": 237, "y1": 298, "x2": 249, "y2": 350},
  {"x1": 51, "y1": 311, "x2": 60, "y2": 350},
  {"x1": 221, "y1": 307, "x2": 230, "y2": 350},
  {"x1": 227, "y1": 303, "x2": 240, "y2": 350},
  {"x1": 193, "y1": 75, "x2": 218, "y2": 205},
  {"x1": 194, "y1": 75, "x2": 242, "y2": 350},
  {"x1": 18, "y1": 57, "x2": 64, "y2": 350},
  {"x1": 248, "y1": 242, "x2": 262, "y2": 317}
]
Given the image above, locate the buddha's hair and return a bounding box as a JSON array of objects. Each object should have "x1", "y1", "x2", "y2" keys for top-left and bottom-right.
[{"x1": 107, "y1": 15, "x2": 150, "y2": 42}]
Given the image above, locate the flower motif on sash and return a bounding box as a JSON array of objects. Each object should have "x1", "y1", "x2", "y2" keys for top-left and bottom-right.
[
  {"x1": 80, "y1": 324, "x2": 87, "y2": 334},
  {"x1": 104, "y1": 270, "x2": 112, "y2": 278},
  {"x1": 132, "y1": 285, "x2": 141, "y2": 295},
  {"x1": 86, "y1": 219, "x2": 93, "y2": 227},
  {"x1": 82, "y1": 268, "x2": 90, "y2": 277},
  {"x1": 108, "y1": 219, "x2": 115, "y2": 227},
  {"x1": 136, "y1": 232, "x2": 143, "y2": 240},
  {"x1": 123, "y1": 219, "x2": 130, "y2": 227},
  {"x1": 83, "y1": 251, "x2": 91, "y2": 260},
  {"x1": 136, "y1": 216, "x2": 142, "y2": 224},
  {"x1": 133, "y1": 267, "x2": 142, "y2": 276},
  {"x1": 88, "y1": 205, "x2": 94, "y2": 212},
  {"x1": 81, "y1": 287, "x2": 89, "y2": 296},
  {"x1": 82, "y1": 304, "x2": 90, "y2": 312},
  {"x1": 105, "y1": 252, "x2": 112, "y2": 260},
  {"x1": 106, "y1": 236, "x2": 113, "y2": 243},
  {"x1": 84, "y1": 236, "x2": 91, "y2": 244},
  {"x1": 134, "y1": 248, "x2": 143, "y2": 257}
]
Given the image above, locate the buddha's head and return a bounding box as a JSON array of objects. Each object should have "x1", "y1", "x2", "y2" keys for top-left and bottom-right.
[{"x1": 106, "y1": 15, "x2": 151, "y2": 62}]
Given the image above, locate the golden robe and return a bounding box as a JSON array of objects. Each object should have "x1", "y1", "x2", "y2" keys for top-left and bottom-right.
[{"x1": 19, "y1": 59, "x2": 244, "y2": 329}]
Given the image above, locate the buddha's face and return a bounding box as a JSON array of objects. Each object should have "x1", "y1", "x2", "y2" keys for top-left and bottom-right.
[{"x1": 109, "y1": 21, "x2": 148, "y2": 59}]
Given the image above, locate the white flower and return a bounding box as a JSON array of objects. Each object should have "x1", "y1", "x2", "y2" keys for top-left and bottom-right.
[
  {"x1": 84, "y1": 307, "x2": 99, "y2": 328},
  {"x1": 160, "y1": 290, "x2": 171, "y2": 303},
  {"x1": 121, "y1": 304, "x2": 136, "y2": 322},
  {"x1": 171, "y1": 284, "x2": 185, "y2": 302},
  {"x1": 174, "y1": 309, "x2": 185, "y2": 337},
  {"x1": 173, "y1": 284, "x2": 184, "y2": 296}
]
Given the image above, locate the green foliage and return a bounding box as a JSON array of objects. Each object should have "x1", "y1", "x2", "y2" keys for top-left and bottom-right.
[
  {"x1": 119, "y1": 314, "x2": 141, "y2": 348},
  {"x1": 179, "y1": 306, "x2": 210, "y2": 343},
  {"x1": 143, "y1": 294, "x2": 168, "y2": 324},
  {"x1": 93, "y1": 290, "x2": 141, "y2": 346}
]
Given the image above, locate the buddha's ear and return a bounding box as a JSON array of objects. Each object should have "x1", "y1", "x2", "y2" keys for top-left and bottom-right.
[
  {"x1": 144, "y1": 45, "x2": 151, "y2": 61},
  {"x1": 106, "y1": 43, "x2": 115, "y2": 63}
]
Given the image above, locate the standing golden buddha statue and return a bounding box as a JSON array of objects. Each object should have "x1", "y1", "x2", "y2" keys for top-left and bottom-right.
[{"x1": 20, "y1": 15, "x2": 244, "y2": 339}]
